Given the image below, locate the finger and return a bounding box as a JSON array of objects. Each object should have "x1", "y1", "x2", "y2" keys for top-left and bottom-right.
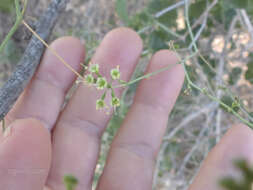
[
  {"x1": 46, "y1": 28, "x2": 143, "y2": 190},
  {"x1": 5, "y1": 37, "x2": 85, "y2": 130},
  {"x1": 189, "y1": 124, "x2": 253, "y2": 190},
  {"x1": 97, "y1": 50, "x2": 185, "y2": 190},
  {"x1": 0, "y1": 118, "x2": 51, "y2": 190}
]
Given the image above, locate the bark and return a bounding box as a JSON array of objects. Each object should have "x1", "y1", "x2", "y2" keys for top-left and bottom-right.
[{"x1": 0, "y1": 0, "x2": 70, "y2": 120}]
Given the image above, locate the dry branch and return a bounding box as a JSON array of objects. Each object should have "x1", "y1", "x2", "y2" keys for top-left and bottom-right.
[{"x1": 0, "y1": 0, "x2": 69, "y2": 120}]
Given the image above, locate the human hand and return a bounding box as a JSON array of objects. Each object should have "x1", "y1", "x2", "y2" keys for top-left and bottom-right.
[{"x1": 0, "y1": 28, "x2": 251, "y2": 190}]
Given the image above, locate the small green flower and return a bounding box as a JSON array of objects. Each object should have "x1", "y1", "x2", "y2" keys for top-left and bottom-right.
[
  {"x1": 64, "y1": 175, "x2": 78, "y2": 190},
  {"x1": 96, "y1": 99, "x2": 106, "y2": 110},
  {"x1": 96, "y1": 77, "x2": 107, "y2": 90},
  {"x1": 111, "y1": 97, "x2": 120, "y2": 107},
  {"x1": 89, "y1": 63, "x2": 99, "y2": 73},
  {"x1": 85, "y1": 74, "x2": 94, "y2": 85},
  {"x1": 110, "y1": 66, "x2": 121, "y2": 80}
]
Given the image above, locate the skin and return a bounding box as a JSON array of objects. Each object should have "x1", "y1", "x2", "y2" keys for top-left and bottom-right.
[{"x1": 0, "y1": 27, "x2": 252, "y2": 190}]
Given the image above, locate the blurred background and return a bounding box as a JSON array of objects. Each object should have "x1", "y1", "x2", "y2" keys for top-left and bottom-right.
[{"x1": 0, "y1": 0, "x2": 253, "y2": 189}]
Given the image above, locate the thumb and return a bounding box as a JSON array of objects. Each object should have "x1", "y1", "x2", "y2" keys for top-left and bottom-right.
[{"x1": 0, "y1": 118, "x2": 51, "y2": 190}]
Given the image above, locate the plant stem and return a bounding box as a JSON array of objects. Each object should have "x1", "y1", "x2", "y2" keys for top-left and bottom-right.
[
  {"x1": 0, "y1": 0, "x2": 27, "y2": 54},
  {"x1": 113, "y1": 53, "x2": 197, "y2": 89}
]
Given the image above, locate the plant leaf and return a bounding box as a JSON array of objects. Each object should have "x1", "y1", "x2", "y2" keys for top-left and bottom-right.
[
  {"x1": 0, "y1": 0, "x2": 14, "y2": 13},
  {"x1": 115, "y1": 0, "x2": 129, "y2": 24}
]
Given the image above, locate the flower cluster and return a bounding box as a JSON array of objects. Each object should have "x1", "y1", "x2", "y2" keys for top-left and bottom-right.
[{"x1": 81, "y1": 62, "x2": 123, "y2": 111}]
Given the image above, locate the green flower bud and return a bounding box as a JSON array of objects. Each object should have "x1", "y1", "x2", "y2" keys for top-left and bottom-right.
[
  {"x1": 89, "y1": 63, "x2": 99, "y2": 73},
  {"x1": 64, "y1": 175, "x2": 78, "y2": 190},
  {"x1": 96, "y1": 77, "x2": 107, "y2": 90},
  {"x1": 110, "y1": 66, "x2": 121, "y2": 80},
  {"x1": 85, "y1": 74, "x2": 94, "y2": 85},
  {"x1": 96, "y1": 99, "x2": 106, "y2": 110},
  {"x1": 111, "y1": 97, "x2": 120, "y2": 107}
]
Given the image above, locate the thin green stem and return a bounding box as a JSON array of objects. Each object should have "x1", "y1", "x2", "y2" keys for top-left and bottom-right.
[
  {"x1": 182, "y1": 58, "x2": 253, "y2": 128},
  {"x1": 156, "y1": 21, "x2": 183, "y2": 39},
  {"x1": 184, "y1": 0, "x2": 198, "y2": 52},
  {"x1": 183, "y1": 62, "x2": 253, "y2": 128},
  {"x1": 0, "y1": 0, "x2": 27, "y2": 54},
  {"x1": 206, "y1": 94, "x2": 253, "y2": 128},
  {"x1": 181, "y1": 0, "x2": 253, "y2": 128},
  {"x1": 184, "y1": 0, "x2": 215, "y2": 72},
  {"x1": 113, "y1": 53, "x2": 197, "y2": 89}
]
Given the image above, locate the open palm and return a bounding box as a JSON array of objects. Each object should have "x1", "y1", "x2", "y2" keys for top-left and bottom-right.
[{"x1": 0, "y1": 28, "x2": 251, "y2": 190}]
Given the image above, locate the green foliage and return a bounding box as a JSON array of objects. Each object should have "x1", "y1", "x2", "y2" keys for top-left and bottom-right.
[
  {"x1": 224, "y1": 8, "x2": 237, "y2": 30},
  {"x1": 245, "y1": 54, "x2": 253, "y2": 84},
  {"x1": 220, "y1": 159, "x2": 253, "y2": 190},
  {"x1": 209, "y1": 1, "x2": 237, "y2": 30},
  {"x1": 247, "y1": 0, "x2": 253, "y2": 14},
  {"x1": 0, "y1": 0, "x2": 27, "y2": 55},
  {"x1": 64, "y1": 175, "x2": 78, "y2": 190},
  {"x1": 220, "y1": 95, "x2": 240, "y2": 113},
  {"x1": 198, "y1": 57, "x2": 216, "y2": 79},
  {"x1": 189, "y1": 0, "x2": 206, "y2": 21},
  {"x1": 0, "y1": 0, "x2": 14, "y2": 13},
  {"x1": 222, "y1": 0, "x2": 253, "y2": 15},
  {"x1": 3, "y1": 39, "x2": 21, "y2": 63},
  {"x1": 227, "y1": 0, "x2": 248, "y2": 9},
  {"x1": 148, "y1": 0, "x2": 178, "y2": 27},
  {"x1": 115, "y1": 0, "x2": 129, "y2": 24},
  {"x1": 228, "y1": 67, "x2": 242, "y2": 85},
  {"x1": 129, "y1": 10, "x2": 153, "y2": 31},
  {"x1": 149, "y1": 30, "x2": 169, "y2": 52}
]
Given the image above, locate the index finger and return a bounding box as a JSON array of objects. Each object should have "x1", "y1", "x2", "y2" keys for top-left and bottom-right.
[{"x1": 5, "y1": 37, "x2": 85, "y2": 130}]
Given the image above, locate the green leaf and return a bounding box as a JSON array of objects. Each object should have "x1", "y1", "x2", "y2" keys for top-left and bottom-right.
[
  {"x1": 64, "y1": 175, "x2": 78, "y2": 190},
  {"x1": 129, "y1": 10, "x2": 152, "y2": 31},
  {"x1": 220, "y1": 159, "x2": 253, "y2": 190},
  {"x1": 245, "y1": 53, "x2": 253, "y2": 84},
  {"x1": 149, "y1": 30, "x2": 169, "y2": 52},
  {"x1": 3, "y1": 39, "x2": 21, "y2": 63},
  {"x1": 115, "y1": 0, "x2": 129, "y2": 24},
  {"x1": 246, "y1": 0, "x2": 253, "y2": 15},
  {"x1": 189, "y1": 0, "x2": 206, "y2": 20},
  {"x1": 245, "y1": 63, "x2": 253, "y2": 84},
  {"x1": 228, "y1": 67, "x2": 242, "y2": 85},
  {"x1": 0, "y1": 0, "x2": 14, "y2": 13},
  {"x1": 210, "y1": 1, "x2": 223, "y2": 23},
  {"x1": 228, "y1": 0, "x2": 248, "y2": 9},
  {"x1": 210, "y1": 1, "x2": 237, "y2": 30},
  {"x1": 220, "y1": 95, "x2": 239, "y2": 113},
  {"x1": 148, "y1": 0, "x2": 178, "y2": 27},
  {"x1": 198, "y1": 56, "x2": 216, "y2": 79}
]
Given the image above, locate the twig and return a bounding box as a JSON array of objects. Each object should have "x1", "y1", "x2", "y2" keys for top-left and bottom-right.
[
  {"x1": 215, "y1": 55, "x2": 226, "y2": 142},
  {"x1": 154, "y1": 0, "x2": 185, "y2": 18},
  {"x1": 156, "y1": 21, "x2": 184, "y2": 40},
  {"x1": 163, "y1": 103, "x2": 216, "y2": 141},
  {"x1": 0, "y1": 0, "x2": 70, "y2": 120},
  {"x1": 188, "y1": 14, "x2": 207, "y2": 50},
  {"x1": 177, "y1": 111, "x2": 215, "y2": 175},
  {"x1": 182, "y1": 1, "x2": 253, "y2": 128},
  {"x1": 183, "y1": 0, "x2": 218, "y2": 45},
  {"x1": 214, "y1": 14, "x2": 237, "y2": 142},
  {"x1": 152, "y1": 141, "x2": 169, "y2": 189},
  {"x1": 240, "y1": 9, "x2": 253, "y2": 41}
]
